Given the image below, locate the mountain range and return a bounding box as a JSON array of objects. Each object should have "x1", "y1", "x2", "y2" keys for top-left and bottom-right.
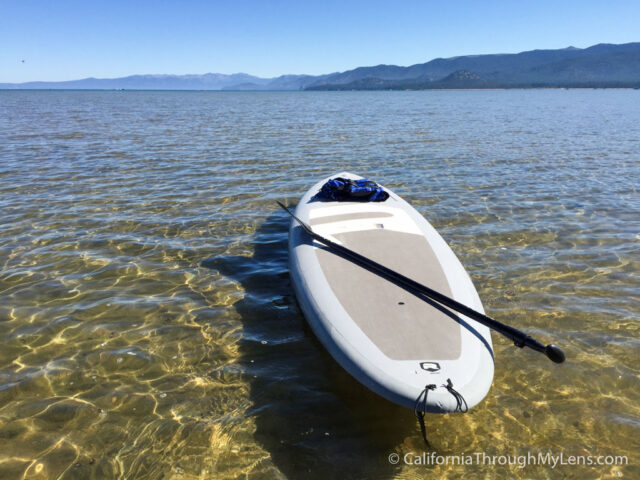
[{"x1": 2, "y1": 42, "x2": 639, "y2": 90}]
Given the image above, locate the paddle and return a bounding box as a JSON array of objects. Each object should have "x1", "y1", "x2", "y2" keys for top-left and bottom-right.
[{"x1": 277, "y1": 201, "x2": 565, "y2": 364}]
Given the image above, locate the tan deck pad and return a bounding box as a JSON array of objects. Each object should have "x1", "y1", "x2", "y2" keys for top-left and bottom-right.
[
  {"x1": 310, "y1": 212, "x2": 393, "y2": 226},
  {"x1": 316, "y1": 229, "x2": 462, "y2": 361}
]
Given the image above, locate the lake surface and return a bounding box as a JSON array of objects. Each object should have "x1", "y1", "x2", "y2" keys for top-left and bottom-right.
[{"x1": 0, "y1": 90, "x2": 638, "y2": 479}]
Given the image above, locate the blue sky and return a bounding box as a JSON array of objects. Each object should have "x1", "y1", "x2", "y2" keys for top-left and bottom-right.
[{"x1": 1, "y1": 0, "x2": 639, "y2": 82}]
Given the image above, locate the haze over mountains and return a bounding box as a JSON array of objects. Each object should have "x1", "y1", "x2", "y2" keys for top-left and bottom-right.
[{"x1": 2, "y1": 42, "x2": 639, "y2": 90}]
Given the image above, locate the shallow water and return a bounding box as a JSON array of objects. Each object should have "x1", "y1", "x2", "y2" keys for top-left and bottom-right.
[{"x1": 0, "y1": 90, "x2": 638, "y2": 479}]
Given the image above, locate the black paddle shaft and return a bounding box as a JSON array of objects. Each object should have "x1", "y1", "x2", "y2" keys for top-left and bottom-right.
[{"x1": 277, "y1": 201, "x2": 565, "y2": 364}]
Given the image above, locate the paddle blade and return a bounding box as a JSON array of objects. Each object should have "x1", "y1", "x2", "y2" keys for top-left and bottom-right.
[{"x1": 277, "y1": 201, "x2": 314, "y2": 236}]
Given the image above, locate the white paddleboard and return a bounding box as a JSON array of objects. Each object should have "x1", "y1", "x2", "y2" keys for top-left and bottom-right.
[{"x1": 288, "y1": 172, "x2": 494, "y2": 413}]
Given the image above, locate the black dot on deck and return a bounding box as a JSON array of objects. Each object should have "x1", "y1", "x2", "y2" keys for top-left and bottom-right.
[{"x1": 398, "y1": 302, "x2": 405, "y2": 305}]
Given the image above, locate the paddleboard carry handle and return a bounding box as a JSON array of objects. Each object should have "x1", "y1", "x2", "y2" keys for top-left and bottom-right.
[{"x1": 277, "y1": 201, "x2": 565, "y2": 364}]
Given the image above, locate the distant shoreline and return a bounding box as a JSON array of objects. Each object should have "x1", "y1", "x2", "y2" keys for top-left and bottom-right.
[
  {"x1": 2, "y1": 42, "x2": 639, "y2": 91},
  {"x1": 2, "y1": 87, "x2": 639, "y2": 92}
]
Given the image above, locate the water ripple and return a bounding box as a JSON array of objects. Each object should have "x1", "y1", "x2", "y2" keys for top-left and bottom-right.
[{"x1": 0, "y1": 90, "x2": 638, "y2": 479}]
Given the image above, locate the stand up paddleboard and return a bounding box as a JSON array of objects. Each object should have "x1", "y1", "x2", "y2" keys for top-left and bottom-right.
[{"x1": 286, "y1": 172, "x2": 495, "y2": 413}]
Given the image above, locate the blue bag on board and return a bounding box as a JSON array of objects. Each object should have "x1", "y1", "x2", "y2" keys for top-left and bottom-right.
[{"x1": 319, "y1": 177, "x2": 389, "y2": 202}]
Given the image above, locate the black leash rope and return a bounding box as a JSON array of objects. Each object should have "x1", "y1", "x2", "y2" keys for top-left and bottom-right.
[
  {"x1": 445, "y1": 378, "x2": 468, "y2": 413},
  {"x1": 414, "y1": 384, "x2": 437, "y2": 447},
  {"x1": 414, "y1": 379, "x2": 468, "y2": 446}
]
